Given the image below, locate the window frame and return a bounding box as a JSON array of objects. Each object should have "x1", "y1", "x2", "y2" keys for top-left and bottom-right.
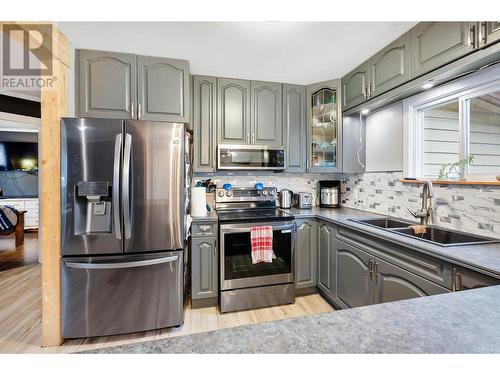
[{"x1": 403, "y1": 64, "x2": 500, "y2": 179}]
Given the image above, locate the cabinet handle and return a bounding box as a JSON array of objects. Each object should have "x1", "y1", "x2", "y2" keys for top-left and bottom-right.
[
  {"x1": 368, "y1": 259, "x2": 374, "y2": 279},
  {"x1": 368, "y1": 82, "x2": 372, "y2": 98},
  {"x1": 252, "y1": 133, "x2": 255, "y2": 144},
  {"x1": 247, "y1": 132, "x2": 250, "y2": 143},
  {"x1": 361, "y1": 79, "x2": 367, "y2": 99},
  {"x1": 138, "y1": 103, "x2": 142, "y2": 119},
  {"x1": 480, "y1": 22, "x2": 487, "y2": 45},
  {"x1": 373, "y1": 261, "x2": 379, "y2": 284},
  {"x1": 455, "y1": 271, "x2": 463, "y2": 291},
  {"x1": 130, "y1": 101, "x2": 135, "y2": 118},
  {"x1": 468, "y1": 24, "x2": 476, "y2": 49}
]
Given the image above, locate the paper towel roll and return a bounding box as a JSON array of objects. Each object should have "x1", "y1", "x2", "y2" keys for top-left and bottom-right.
[{"x1": 190, "y1": 187, "x2": 207, "y2": 217}]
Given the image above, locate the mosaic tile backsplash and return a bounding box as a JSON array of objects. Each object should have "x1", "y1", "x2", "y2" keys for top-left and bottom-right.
[
  {"x1": 194, "y1": 171, "x2": 500, "y2": 239},
  {"x1": 343, "y1": 172, "x2": 500, "y2": 239}
]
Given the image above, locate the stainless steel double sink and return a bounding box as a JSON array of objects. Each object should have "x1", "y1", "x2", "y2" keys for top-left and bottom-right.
[{"x1": 350, "y1": 217, "x2": 500, "y2": 247}]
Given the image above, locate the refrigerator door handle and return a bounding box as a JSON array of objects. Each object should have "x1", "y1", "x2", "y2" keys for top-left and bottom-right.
[
  {"x1": 65, "y1": 255, "x2": 180, "y2": 270},
  {"x1": 122, "y1": 133, "x2": 132, "y2": 239},
  {"x1": 113, "y1": 133, "x2": 122, "y2": 240}
]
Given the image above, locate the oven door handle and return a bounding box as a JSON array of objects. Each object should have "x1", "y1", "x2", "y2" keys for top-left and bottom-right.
[{"x1": 219, "y1": 223, "x2": 296, "y2": 234}]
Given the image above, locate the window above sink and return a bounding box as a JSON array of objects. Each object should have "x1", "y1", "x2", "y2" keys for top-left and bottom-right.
[{"x1": 403, "y1": 64, "x2": 500, "y2": 183}]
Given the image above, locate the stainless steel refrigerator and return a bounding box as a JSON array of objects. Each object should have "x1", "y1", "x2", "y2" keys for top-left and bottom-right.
[{"x1": 60, "y1": 118, "x2": 185, "y2": 338}]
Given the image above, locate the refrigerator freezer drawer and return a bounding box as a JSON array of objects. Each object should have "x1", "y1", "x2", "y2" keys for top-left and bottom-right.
[{"x1": 62, "y1": 251, "x2": 184, "y2": 338}]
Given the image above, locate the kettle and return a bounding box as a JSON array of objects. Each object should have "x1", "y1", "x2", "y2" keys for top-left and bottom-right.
[{"x1": 278, "y1": 188, "x2": 294, "y2": 209}]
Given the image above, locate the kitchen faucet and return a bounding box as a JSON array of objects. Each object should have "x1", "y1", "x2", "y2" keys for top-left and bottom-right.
[{"x1": 408, "y1": 180, "x2": 434, "y2": 227}]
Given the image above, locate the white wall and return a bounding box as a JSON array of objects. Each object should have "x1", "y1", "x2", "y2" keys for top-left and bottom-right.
[{"x1": 365, "y1": 102, "x2": 403, "y2": 172}]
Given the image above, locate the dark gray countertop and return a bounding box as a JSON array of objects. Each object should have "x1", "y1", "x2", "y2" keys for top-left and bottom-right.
[
  {"x1": 190, "y1": 210, "x2": 218, "y2": 222},
  {"x1": 84, "y1": 285, "x2": 500, "y2": 353},
  {"x1": 283, "y1": 207, "x2": 500, "y2": 277}
]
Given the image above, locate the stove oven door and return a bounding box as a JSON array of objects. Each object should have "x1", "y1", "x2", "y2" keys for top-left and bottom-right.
[{"x1": 219, "y1": 220, "x2": 295, "y2": 291}]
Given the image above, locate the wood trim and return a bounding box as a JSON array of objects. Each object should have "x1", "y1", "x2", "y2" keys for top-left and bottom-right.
[
  {"x1": 400, "y1": 179, "x2": 500, "y2": 186},
  {"x1": 14, "y1": 23, "x2": 71, "y2": 347}
]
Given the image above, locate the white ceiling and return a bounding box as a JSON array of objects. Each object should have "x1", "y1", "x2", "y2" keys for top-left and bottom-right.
[{"x1": 59, "y1": 22, "x2": 416, "y2": 84}]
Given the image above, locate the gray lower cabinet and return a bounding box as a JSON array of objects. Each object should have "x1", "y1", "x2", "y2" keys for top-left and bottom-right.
[
  {"x1": 369, "y1": 32, "x2": 410, "y2": 98},
  {"x1": 283, "y1": 84, "x2": 307, "y2": 172},
  {"x1": 334, "y1": 238, "x2": 374, "y2": 308},
  {"x1": 217, "y1": 78, "x2": 251, "y2": 145},
  {"x1": 410, "y1": 22, "x2": 473, "y2": 79},
  {"x1": 295, "y1": 219, "x2": 317, "y2": 290},
  {"x1": 480, "y1": 22, "x2": 500, "y2": 47},
  {"x1": 452, "y1": 266, "x2": 500, "y2": 291},
  {"x1": 317, "y1": 221, "x2": 335, "y2": 296},
  {"x1": 76, "y1": 49, "x2": 137, "y2": 119},
  {"x1": 342, "y1": 63, "x2": 369, "y2": 110},
  {"x1": 191, "y1": 236, "x2": 218, "y2": 302},
  {"x1": 137, "y1": 56, "x2": 190, "y2": 122},
  {"x1": 374, "y1": 258, "x2": 448, "y2": 304},
  {"x1": 192, "y1": 76, "x2": 217, "y2": 172},
  {"x1": 251, "y1": 81, "x2": 283, "y2": 147}
]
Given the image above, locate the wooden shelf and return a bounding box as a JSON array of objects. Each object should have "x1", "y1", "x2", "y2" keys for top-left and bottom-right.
[{"x1": 400, "y1": 179, "x2": 500, "y2": 186}]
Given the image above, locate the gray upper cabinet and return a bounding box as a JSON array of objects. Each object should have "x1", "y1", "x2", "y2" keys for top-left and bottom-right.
[
  {"x1": 137, "y1": 56, "x2": 189, "y2": 122},
  {"x1": 295, "y1": 219, "x2": 317, "y2": 290},
  {"x1": 193, "y1": 76, "x2": 217, "y2": 172},
  {"x1": 410, "y1": 22, "x2": 473, "y2": 79},
  {"x1": 480, "y1": 22, "x2": 500, "y2": 47},
  {"x1": 317, "y1": 221, "x2": 334, "y2": 296},
  {"x1": 283, "y1": 84, "x2": 306, "y2": 172},
  {"x1": 251, "y1": 81, "x2": 283, "y2": 147},
  {"x1": 307, "y1": 79, "x2": 342, "y2": 173},
  {"x1": 217, "y1": 78, "x2": 251, "y2": 144},
  {"x1": 77, "y1": 49, "x2": 136, "y2": 119},
  {"x1": 191, "y1": 237, "x2": 218, "y2": 300},
  {"x1": 342, "y1": 63, "x2": 369, "y2": 110},
  {"x1": 334, "y1": 238, "x2": 374, "y2": 308},
  {"x1": 369, "y1": 32, "x2": 410, "y2": 98},
  {"x1": 374, "y1": 258, "x2": 448, "y2": 304}
]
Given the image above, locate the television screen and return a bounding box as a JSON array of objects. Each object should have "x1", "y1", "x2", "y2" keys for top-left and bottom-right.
[{"x1": 0, "y1": 142, "x2": 38, "y2": 171}]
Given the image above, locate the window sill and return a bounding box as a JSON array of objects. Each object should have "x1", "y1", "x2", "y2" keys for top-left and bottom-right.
[{"x1": 399, "y1": 179, "x2": 500, "y2": 186}]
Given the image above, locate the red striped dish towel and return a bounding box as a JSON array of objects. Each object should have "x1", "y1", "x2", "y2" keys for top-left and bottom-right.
[{"x1": 250, "y1": 226, "x2": 273, "y2": 264}]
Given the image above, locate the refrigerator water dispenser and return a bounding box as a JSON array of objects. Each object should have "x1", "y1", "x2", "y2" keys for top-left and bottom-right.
[{"x1": 74, "y1": 181, "x2": 112, "y2": 234}]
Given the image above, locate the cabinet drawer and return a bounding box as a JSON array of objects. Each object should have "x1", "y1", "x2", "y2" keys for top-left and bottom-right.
[{"x1": 191, "y1": 223, "x2": 217, "y2": 237}]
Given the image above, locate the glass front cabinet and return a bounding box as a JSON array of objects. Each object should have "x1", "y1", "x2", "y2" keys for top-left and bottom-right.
[{"x1": 307, "y1": 79, "x2": 342, "y2": 173}]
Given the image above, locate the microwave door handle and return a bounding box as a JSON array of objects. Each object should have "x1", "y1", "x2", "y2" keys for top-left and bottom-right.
[
  {"x1": 122, "y1": 133, "x2": 132, "y2": 239},
  {"x1": 113, "y1": 133, "x2": 122, "y2": 240},
  {"x1": 65, "y1": 255, "x2": 179, "y2": 270}
]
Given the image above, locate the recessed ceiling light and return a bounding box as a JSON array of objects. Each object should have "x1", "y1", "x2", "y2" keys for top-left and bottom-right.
[
  {"x1": 422, "y1": 81, "x2": 434, "y2": 90},
  {"x1": 361, "y1": 108, "x2": 370, "y2": 115}
]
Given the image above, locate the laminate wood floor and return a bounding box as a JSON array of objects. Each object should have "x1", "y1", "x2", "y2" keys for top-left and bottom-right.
[
  {"x1": 0, "y1": 232, "x2": 39, "y2": 272},
  {"x1": 0, "y1": 237, "x2": 334, "y2": 353}
]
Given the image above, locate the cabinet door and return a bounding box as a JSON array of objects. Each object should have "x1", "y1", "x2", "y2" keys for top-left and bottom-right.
[
  {"x1": 317, "y1": 222, "x2": 333, "y2": 295},
  {"x1": 137, "y1": 56, "x2": 190, "y2": 122},
  {"x1": 453, "y1": 266, "x2": 500, "y2": 291},
  {"x1": 283, "y1": 84, "x2": 306, "y2": 172},
  {"x1": 191, "y1": 237, "x2": 218, "y2": 300},
  {"x1": 217, "y1": 78, "x2": 251, "y2": 144},
  {"x1": 335, "y1": 238, "x2": 374, "y2": 308},
  {"x1": 193, "y1": 76, "x2": 217, "y2": 172},
  {"x1": 410, "y1": 22, "x2": 473, "y2": 79},
  {"x1": 295, "y1": 219, "x2": 317, "y2": 289},
  {"x1": 481, "y1": 22, "x2": 500, "y2": 47},
  {"x1": 342, "y1": 63, "x2": 369, "y2": 110},
  {"x1": 251, "y1": 81, "x2": 283, "y2": 146},
  {"x1": 77, "y1": 49, "x2": 136, "y2": 119},
  {"x1": 369, "y1": 32, "x2": 410, "y2": 98},
  {"x1": 307, "y1": 79, "x2": 342, "y2": 173},
  {"x1": 374, "y1": 258, "x2": 448, "y2": 304}
]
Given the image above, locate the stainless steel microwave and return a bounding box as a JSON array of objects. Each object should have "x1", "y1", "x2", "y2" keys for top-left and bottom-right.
[{"x1": 218, "y1": 144, "x2": 285, "y2": 170}]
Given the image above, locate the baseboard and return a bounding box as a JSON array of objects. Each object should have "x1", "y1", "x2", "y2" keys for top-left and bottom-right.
[
  {"x1": 295, "y1": 286, "x2": 318, "y2": 297},
  {"x1": 191, "y1": 297, "x2": 218, "y2": 309}
]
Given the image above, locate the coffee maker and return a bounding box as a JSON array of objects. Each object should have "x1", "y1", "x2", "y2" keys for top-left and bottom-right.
[{"x1": 318, "y1": 180, "x2": 342, "y2": 208}]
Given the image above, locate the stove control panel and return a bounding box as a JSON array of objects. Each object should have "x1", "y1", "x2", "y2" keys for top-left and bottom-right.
[{"x1": 215, "y1": 187, "x2": 278, "y2": 203}]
